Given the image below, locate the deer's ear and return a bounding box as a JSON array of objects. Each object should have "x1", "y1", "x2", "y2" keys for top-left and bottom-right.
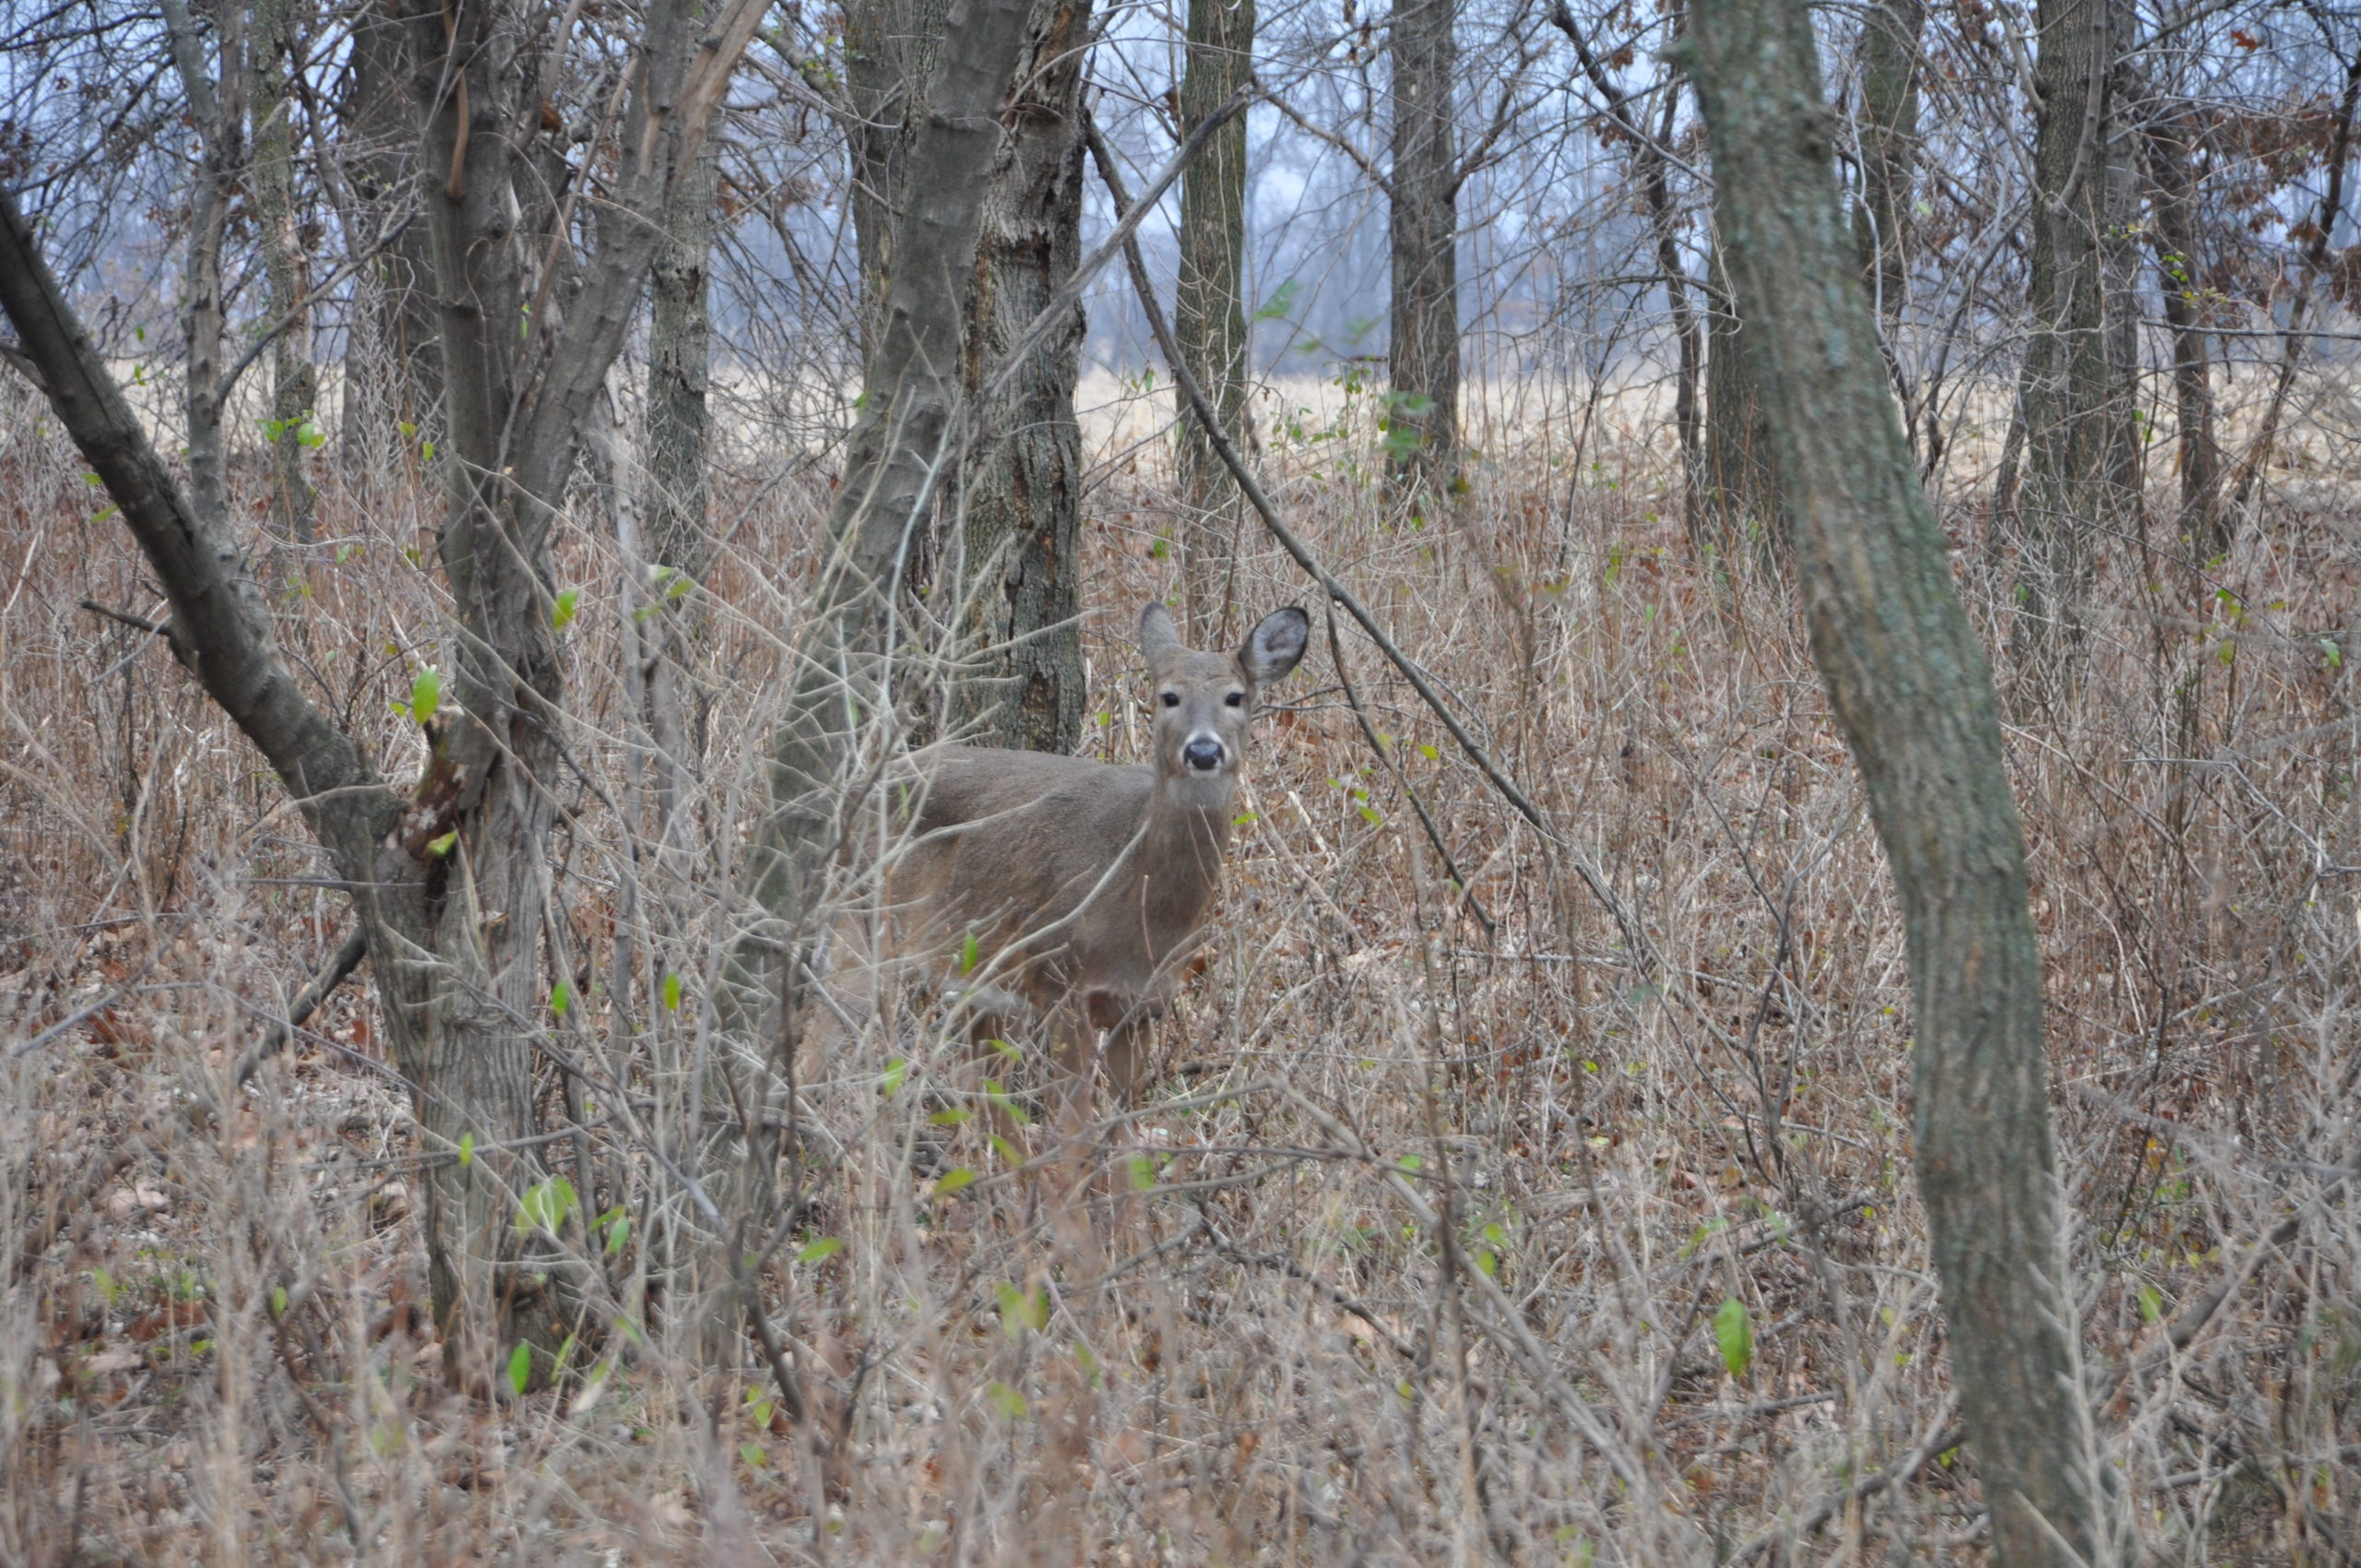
[
  {"x1": 1240, "y1": 606, "x2": 1311, "y2": 685},
  {"x1": 1140, "y1": 602, "x2": 1180, "y2": 661}
]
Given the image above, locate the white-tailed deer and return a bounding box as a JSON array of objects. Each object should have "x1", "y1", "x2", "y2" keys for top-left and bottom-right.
[{"x1": 887, "y1": 602, "x2": 1310, "y2": 1105}]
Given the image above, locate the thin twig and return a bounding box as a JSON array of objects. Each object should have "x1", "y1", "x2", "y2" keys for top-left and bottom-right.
[
  {"x1": 225, "y1": 927, "x2": 370, "y2": 1088},
  {"x1": 1082, "y1": 111, "x2": 1643, "y2": 956}
]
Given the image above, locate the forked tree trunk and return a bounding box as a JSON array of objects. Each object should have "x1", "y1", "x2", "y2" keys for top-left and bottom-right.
[
  {"x1": 1386, "y1": 0, "x2": 1460, "y2": 505},
  {"x1": 1684, "y1": 3, "x2": 2123, "y2": 1562},
  {"x1": 945, "y1": 0, "x2": 1094, "y2": 755},
  {"x1": 1173, "y1": 0, "x2": 1256, "y2": 647},
  {"x1": 733, "y1": 0, "x2": 1038, "y2": 1027},
  {"x1": 392, "y1": 0, "x2": 579, "y2": 1375},
  {"x1": 3, "y1": 0, "x2": 759, "y2": 1387},
  {"x1": 2010, "y1": 0, "x2": 2141, "y2": 671},
  {"x1": 251, "y1": 0, "x2": 318, "y2": 543}
]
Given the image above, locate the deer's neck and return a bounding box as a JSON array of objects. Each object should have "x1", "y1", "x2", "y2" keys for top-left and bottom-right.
[{"x1": 1136, "y1": 772, "x2": 1235, "y2": 926}]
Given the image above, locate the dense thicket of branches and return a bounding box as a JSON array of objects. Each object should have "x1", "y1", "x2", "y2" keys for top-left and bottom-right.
[{"x1": 3, "y1": 0, "x2": 2358, "y2": 1557}]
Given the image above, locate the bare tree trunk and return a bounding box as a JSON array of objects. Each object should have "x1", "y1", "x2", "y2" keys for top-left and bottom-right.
[
  {"x1": 646, "y1": 130, "x2": 718, "y2": 814},
  {"x1": 2011, "y1": 0, "x2": 2140, "y2": 670},
  {"x1": 251, "y1": 0, "x2": 318, "y2": 542},
  {"x1": 945, "y1": 0, "x2": 1094, "y2": 754},
  {"x1": 733, "y1": 0, "x2": 1037, "y2": 1030},
  {"x1": 1548, "y1": 5, "x2": 1703, "y2": 552},
  {"x1": 160, "y1": 0, "x2": 245, "y2": 535},
  {"x1": 844, "y1": 0, "x2": 931, "y2": 354},
  {"x1": 2223, "y1": 40, "x2": 2361, "y2": 523},
  {"x1": 1703, "y1": 248, "x2": 1782, "y2": 561},
  {"x1": 1852, "y1": 0, "x2": 1922, "y2": 324},
  {"x1": 1386, "y1": 0, "x2": 1460, "y2": 505},
  {"x1": 341, "y1": 1, "x2": 443, "y2": 483},
  {"x1": 394, "y1": 0, "x2": 576, "y2": 1376},
  {"x1": 2142, "y1": 97, "x2": 2223, "y2": 557},
  {"x1": 1173, "y1": 0, "x2": 1255, "y2": 648},
  {"x1": 12, "y1": 0, "x2": 769, "y2": 1387},
  {"x1": 1684, "y1": 4, "x2": 2123, "y2": 1563},
  {"x1": 400, "y1": 0, "x2": 758, "y2": 1375}
]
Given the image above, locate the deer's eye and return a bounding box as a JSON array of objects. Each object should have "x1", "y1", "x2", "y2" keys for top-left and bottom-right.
[
  {"x1": 1160, "y1": 692, "x2": 1180, "y2": 708},
  {"x1": 1225, "y1": 691, "x2": 1246, "y2": 707}
]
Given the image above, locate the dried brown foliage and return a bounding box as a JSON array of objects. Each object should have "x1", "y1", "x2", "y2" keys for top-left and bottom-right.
[{"x1": 2, "y1": 369, "x2": 2356, "y2": 1563}]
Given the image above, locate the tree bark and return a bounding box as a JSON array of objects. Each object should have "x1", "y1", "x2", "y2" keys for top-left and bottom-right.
[
  {"x1": 2142, "y1": 97, "x2": 2223, "y2": 557},
  {"x1": 944, "y1": 0, "x2": 1095, "y2": 754},
  {"x1": 1386, "y1": 0, "x2": 1460, "y2": 505},
  {"x1": 734, "y1": 0, "x2": 1038, "y2": 1024},
  {"x1": 646, "y1": 129, "x2": 718, "y2": 815},
  {"x1": 387, "y1": 0, "x2": 760, "y2": 1374},
  {"x1": 844, "y1": 0, "x2": 933, "y2": 355},
  {"x1": 1683, "y1": 3, "x2": 2123, "y2": 1563},
  {"x1": 1852, "y1": 0, "x2": 1923, "y2": 324},
  {"x1": 160, "y1": 0, "x2": 245, "y2": 536},
  {"x1": 2010, "y1": 0, "x2": 2140, "y2": 669},
  {"x1": 1173, "y1": 0, "x2": 1255, "y2": 647},
  {"x1": 4, "y1": 0, "x2": 759, "y2": 1386},
  {"x1": 251, "y1": 0, "x2": 319, "y2": 543},
  {"x1": 1702, "y1": 255, "x2": 1782, "y2": 561},
  {"x1": 341, "y1": 1, "x2": 443, "y2": 477}
]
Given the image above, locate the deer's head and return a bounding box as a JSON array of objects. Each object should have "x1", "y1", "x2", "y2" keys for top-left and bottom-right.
[{"x1": 1139, "y1": 602, "x2": 1309, "y2": 803}]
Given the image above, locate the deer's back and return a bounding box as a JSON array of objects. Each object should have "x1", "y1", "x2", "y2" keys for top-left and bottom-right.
[{"x1": 892, "y1": 744, "x2": 1208, "y2": 1001}]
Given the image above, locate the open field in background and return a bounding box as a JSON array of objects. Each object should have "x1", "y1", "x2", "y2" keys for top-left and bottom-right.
[{"x1": 2, "y1": 357, "x2": 2358, "y2": 1564}]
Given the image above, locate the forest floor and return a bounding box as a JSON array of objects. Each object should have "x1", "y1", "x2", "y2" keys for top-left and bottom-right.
[{"x1": 2, "y1": 370, "x2": 2356, "y2": 1564}]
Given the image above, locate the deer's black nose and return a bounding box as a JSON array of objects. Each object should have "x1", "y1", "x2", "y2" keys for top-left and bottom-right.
[{"x1": 1183, "y1": 736, "x2": 1226, "y2": 773}]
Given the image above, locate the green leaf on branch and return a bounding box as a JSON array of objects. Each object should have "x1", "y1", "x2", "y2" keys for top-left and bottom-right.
[{"x1": 1714, "y1": 1297, "x2": 1754, "y2": 1380}]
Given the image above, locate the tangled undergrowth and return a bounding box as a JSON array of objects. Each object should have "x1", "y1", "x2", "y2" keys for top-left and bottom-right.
[{"x1": 2, "y1": 371, "x2": 2356, "y2": 1564}]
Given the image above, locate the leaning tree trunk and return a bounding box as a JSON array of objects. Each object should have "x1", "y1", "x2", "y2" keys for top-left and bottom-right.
[
  {"x1": 1173, "y1": 0, "x2": 1256, "y2": 648},
  {"x1": 9, "y1": 0, "x2": 754, "y2": 1390},
  {"x1": 1385, "y1": 0, "x2": 1460, "y2": 505},
  {"x1": 2010, "y1": 0, "x2": 2140, "y2": 672},
  {"x1": 1684, "y1": 3, "x2": 2124, "y2": 1563},
  {"x1": 251, "y1": 0, "x2": 318, "y2": 543},
  {"x1": 944, "y1": 0, "x2": 1095, "y2": 754}
]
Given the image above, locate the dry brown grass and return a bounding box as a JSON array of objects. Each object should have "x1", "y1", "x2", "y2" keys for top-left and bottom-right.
[{"x1": 2, "y1": 367, "x2": 2356, "y2": 1565}]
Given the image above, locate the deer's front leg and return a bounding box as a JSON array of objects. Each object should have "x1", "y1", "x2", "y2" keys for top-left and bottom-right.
[{"x1": 1085, "y1": 990, "x2": 1162, "y2": 1108}]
